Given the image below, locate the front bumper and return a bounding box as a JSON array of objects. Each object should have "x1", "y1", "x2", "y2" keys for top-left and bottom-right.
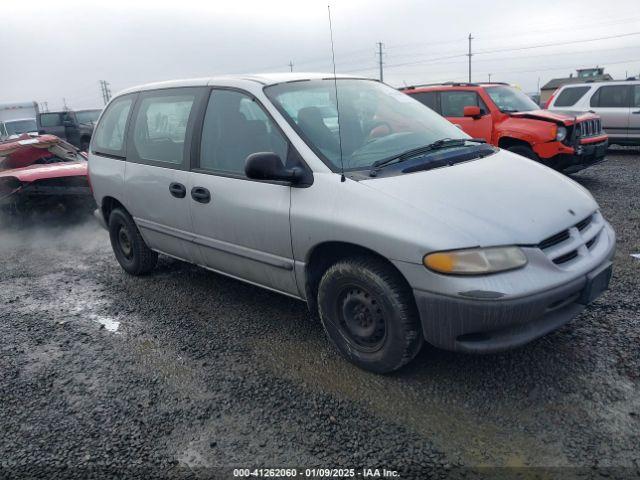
[
  {"x1": 414, "y1": 260, "x2": 611, "y2": 353},
  {"x1": 545, "y1": 139, "x2": 608, "y2": 174}
]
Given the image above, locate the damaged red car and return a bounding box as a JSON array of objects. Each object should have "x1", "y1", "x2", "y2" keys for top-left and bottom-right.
[{"x1": 0, "y1": 134, "x2": 93, "y2": 215}]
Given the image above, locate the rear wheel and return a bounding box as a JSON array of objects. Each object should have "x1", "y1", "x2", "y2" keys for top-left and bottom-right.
[
  {"x1": 317, "y1": 256, "x2": 423, "y2": 373},
  {"x1": 108, "y1": 208, "x2": 157, "y2": 275},
  {"x1": 507, "y1": 144, "x2": 538, "y2": 160}
]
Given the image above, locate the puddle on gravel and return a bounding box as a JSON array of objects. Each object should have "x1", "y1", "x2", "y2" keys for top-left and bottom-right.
[{"x1": 251, "y1": 335, "x2": 565, "y2": 467}]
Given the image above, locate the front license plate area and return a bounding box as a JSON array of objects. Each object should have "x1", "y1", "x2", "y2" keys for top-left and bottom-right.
[{"x1": 579, "y1": 262, "x2": 612, "y2": 305}]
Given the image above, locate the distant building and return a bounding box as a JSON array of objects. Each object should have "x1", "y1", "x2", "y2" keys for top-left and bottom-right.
[{"x1": 540, "y1": 68, "x2": 613, "y2": 104}]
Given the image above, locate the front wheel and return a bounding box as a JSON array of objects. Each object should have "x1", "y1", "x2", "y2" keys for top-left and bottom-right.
[
  {"x1": 108, "y1": 208, "x2": 157, "y2": 275},
  {"x1": 317, "y1": 256, "x2": 424, "y2": 373}
]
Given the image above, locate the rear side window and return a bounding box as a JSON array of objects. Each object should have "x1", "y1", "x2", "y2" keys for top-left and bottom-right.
[
  {"x1": 198, "y1": 90, "x2": 288, "y2": 176},
  {"x1": 440, "y1": 91, "x2": 487, "y2": 117},
  {"x1": 590, "y1": 85, "x2": 630, "y2": 108},
  {"x1": 40, "y1": 113, "x2": 63, "y2": 127},
  {"x1": 93, "y1": 96, "x2": 133, "y2": 154},
  {"x1": 554, "y1": 86, "x2": 590, "y2": 107},
  {"x1": 411, "y1": 91, "x2": 439, "y2": 112},
  {"x1": 132, "y1": 92, "x2": 196, "y2": 165}
]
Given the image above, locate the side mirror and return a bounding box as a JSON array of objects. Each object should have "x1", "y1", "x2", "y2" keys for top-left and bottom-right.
[
  {"x1": 463, "y1": 106, "x2": 482, "y2": 119},
  {"x1": 245, "y1": 152, "x2": 303, "y2": 183},
  {"x1": 63, "y1": 120, "x2": 74, "y2": 127}
]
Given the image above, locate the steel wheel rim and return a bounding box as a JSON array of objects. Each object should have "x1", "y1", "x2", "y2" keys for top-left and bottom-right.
[
  {"x1": 117, "y1": 225, "x2": 133, "y2": 260},
  {"x1": 337, "y1": 285, "x2": 387, "y2": 352}
]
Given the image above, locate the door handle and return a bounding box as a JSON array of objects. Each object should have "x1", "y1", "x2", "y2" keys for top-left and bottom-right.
[
  {"x1": 191, "y1": 186, "x2": 211, "y2": 203},
  {"x1": 169, "y1": 182, "x2": 186, "y2": 198}
]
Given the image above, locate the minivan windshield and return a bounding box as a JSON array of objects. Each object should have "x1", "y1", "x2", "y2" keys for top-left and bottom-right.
[
  {"x1": 5, "y1": 119, "x2": 37, "y2": 136},
  {"x1": 75, "y1": 110, "x2": 102, "y2": 124},
  {"x1": 264, "y1": 79, "x2": 468, "y2": 171},
  {"x1": 485, "y1": 86, "x2": 540, "y2": 113}
]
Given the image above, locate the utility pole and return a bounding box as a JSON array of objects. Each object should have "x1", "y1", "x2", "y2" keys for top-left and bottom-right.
[
  {"x1": 488, "y1": 73, "x2": 492, "y2": 83},
  {"x1": 42, "y1": 101, "x2": 48, "y2": 113},
  {"x1": 467, "y1": 34, "x2": 473, "y2": 83},
  {"x1": 377, "y1": 41, "x2": 384, "y2": 82},
  {"x1": 63, "y1": 98, "x2": 68, "y2": 111},
  {"x1": 99, "y1": 80, "x2": 112, "y2": 105},
  {"x1": 288, "y1": 61, "x2": 294, "y2": 72}
]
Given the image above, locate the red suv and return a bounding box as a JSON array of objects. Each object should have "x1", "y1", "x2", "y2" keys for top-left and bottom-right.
[{"x1": 401, "y1": 82, "x2": 608, "y2": 174}]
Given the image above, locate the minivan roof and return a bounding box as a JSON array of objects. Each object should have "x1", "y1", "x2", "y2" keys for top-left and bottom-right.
[{"x1": 117, "y1": 73, "x2": 370, "y2": 96}]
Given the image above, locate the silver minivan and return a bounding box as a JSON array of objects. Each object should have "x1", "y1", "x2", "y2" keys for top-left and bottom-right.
[
  {"x1": 548, "y1": 80, "x2": 640, "y2": 145},
  {"x1": 89, "y1": 74, "x2": 615, "y2": 373}
]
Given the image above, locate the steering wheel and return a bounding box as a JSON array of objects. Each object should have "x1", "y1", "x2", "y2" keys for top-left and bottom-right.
[{"x1": 362, "y1": 121, "x2": 394, "y2": 146}]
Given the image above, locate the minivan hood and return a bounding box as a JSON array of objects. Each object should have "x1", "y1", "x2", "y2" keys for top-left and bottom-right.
[
  {"x1": 510, "y1": 109, "x2": 596, "y2": 125},
  {"x1": 359, "y1": 151, "x2": 597, "y2": 247}
]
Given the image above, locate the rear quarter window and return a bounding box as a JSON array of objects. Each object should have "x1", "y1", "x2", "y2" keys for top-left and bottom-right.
[
  {"x1": 553, "y1": 86, "x2": 590, "y2": 107},
  {"x1": 93, "y1": 96, "x2": 134, "y2": 155},
  {"x1": 410, "y1": 91, "x2": 439, "y2": 112}
]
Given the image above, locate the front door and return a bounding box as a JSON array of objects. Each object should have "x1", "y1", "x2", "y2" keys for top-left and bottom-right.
[
  {"x1": 124, "y1": 88, "x2": 203, "y2": 262},
  {"x1": 440, "y1": 90, "x2": 493, "y2": 141},
  {"x1": 589, "y1": 85, "x2": 631, "y2": 141},
  {"x1": 188, "y1": 89, "x2": 298, "y2": 296}
]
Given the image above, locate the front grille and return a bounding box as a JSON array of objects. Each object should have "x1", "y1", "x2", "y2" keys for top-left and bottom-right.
[
  {"x1": 538, "y1": 211, "x2": 605, "y2": 268},
  {"x1": 577, "y1": 119, "x2": 602, "y2": 137}
]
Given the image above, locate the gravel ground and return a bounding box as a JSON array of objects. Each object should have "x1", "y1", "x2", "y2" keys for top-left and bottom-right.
[{"x1": 0, "y1": 149, "x2": 639, "y2": 479}]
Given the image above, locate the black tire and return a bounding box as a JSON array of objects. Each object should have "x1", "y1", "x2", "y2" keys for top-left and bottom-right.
[
  {"x1": 108, "y1": 208, "x2": 157, "y2": 275},
  {"x1": 507, "y1": 144, "x2": 538, "y2": 160},
  {"x1": 317, "y1": 256, "x2": 424, "y2": 373}
]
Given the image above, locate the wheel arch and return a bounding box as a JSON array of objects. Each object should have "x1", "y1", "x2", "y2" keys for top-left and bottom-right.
[
  {"x1": 100, "y1": 196, "x2": 129, "y2": 224},
  {"x1": 498, "y1": 135, "x2": 532, "y2": 150},
  {"x1": 303, "y1": 241, "x2": 413, "y2": 316}
]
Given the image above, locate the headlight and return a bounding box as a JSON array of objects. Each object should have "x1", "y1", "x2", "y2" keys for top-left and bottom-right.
[
  {"x1": 556, "y1": 125, "x2": 567, "y2": 142},
  {"x1": 423, "y1": 246, "x2": 527, "y2": 275}
]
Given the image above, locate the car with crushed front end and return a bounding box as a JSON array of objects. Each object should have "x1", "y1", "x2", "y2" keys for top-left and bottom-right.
[
  {"x1": 401, "y1": 82, "x2": 608, "y2": 174},
  {"x1": 0, "y1": 134, "x2": 92, "y2": 216},
  {"x1": 88, "y1": 74, "x2": 615, "y2": 373}
]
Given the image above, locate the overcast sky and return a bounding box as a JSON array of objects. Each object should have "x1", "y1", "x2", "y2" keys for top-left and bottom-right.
[{"x1": 2, "y1": 0, "x2": 639, "y2": 111}]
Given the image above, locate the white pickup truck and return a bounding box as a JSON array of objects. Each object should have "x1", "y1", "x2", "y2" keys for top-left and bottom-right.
[{"x1": 0, "y1": 101, "x2": 39, "y2": 141}]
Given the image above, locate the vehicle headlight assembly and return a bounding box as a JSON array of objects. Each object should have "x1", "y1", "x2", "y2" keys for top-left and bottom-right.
[
  {"x1": 556, "y1": 125, "x2": 567, "y2": 142},
  {"x1": 423, "y1": 246, "x2": 527, "y2": 275}
]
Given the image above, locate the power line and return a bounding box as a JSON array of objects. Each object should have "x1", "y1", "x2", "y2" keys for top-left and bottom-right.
[{"x1": 475, "y1": 31, "x2": 640, "y2": 56}]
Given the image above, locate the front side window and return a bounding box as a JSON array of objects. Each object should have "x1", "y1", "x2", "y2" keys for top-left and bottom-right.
[
  {"x1": 590, "y1": 85, "x2": 630, "y2": 108},
  {"x1": 133, "y1": 93, "x2": 195, "y2": 164},
  {"x1": 554, "y1": 86, "x2": 590, "y2": 107},
  {"x1": 93, "y1": 96, "x2": 133, "y2": 153},
  {"x1": 264, "y1": 79, "x2": 465, "y2": 171},
  {"x1": 485, "y1": 86, "x2": 539, "y2": 113},
  {"x1": 76, "y1": 110, "x2": 102, "y2": 124},
  {"x1": 634, "y1": 85, "x2": 640, "y2": 108},
  {"x1": 440, "y1": 91, "x2": 487, "y2": 117},
  {"x1": 40, "y1": 113, "x2": 63, "y2": 127},
  {"x1": 199, "y1": 90, "x2": 288, "y2": 175}
]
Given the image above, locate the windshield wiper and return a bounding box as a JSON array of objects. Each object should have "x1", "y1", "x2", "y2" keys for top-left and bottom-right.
[{"x1": 369, "y1": 138, "x2": 485, "y2": 176}]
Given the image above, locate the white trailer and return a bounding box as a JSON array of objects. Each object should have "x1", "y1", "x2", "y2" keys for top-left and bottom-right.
[{"x1": 0, "y1": 101, "x2": 39, "y2": 141}]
